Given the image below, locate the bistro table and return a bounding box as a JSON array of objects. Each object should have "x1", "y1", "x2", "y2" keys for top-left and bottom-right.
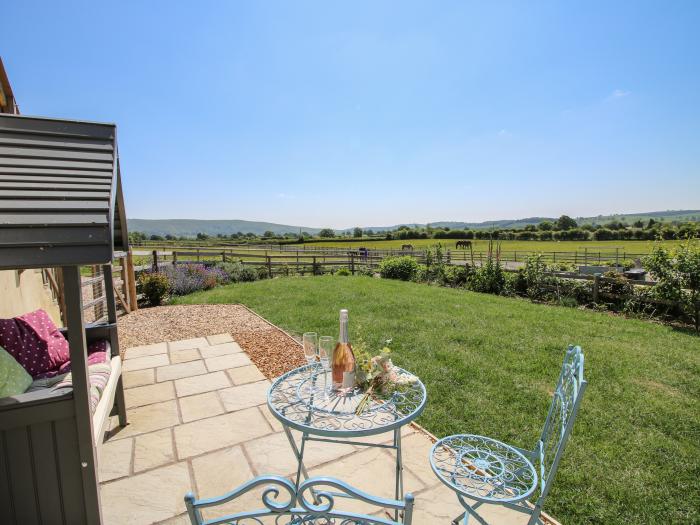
[{"x1": 267, "y1": 363, "x2": 427, "y2": 512}]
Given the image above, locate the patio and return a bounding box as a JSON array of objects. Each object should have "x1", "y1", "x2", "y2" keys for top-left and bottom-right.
[{"x1": 98, "y1": 332, "x2": 547, "y2": 525}]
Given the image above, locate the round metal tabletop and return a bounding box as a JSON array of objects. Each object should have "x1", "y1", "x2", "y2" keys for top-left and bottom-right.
[{"x1": 267, "y1": 363, "x2": 427, "y2": 438}]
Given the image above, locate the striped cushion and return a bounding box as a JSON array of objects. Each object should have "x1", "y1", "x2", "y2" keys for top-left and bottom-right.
[{"x1": 53, "y1": 362, "x2": 113, "y2": 414}]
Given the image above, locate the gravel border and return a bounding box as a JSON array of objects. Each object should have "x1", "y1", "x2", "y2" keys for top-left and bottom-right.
[{"x1": 117, "y1": 304, "x2": 304, "y2": 379}]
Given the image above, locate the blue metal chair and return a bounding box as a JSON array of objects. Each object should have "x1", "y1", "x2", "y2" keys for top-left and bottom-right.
[
  {"x1": 430, "y1": 345, "x2": 587, "y2": 525},
  {"x1": 185, "y1": 475, "x2": 414, "y2": 525}
]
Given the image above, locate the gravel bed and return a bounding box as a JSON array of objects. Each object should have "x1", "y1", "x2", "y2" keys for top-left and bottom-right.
[{"x1": 117, "y1": 304, "x2": 304, "y2": 379}]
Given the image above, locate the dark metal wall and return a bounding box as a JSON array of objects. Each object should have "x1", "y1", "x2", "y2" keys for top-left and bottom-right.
[{"x1": 0, "y1": 114, "x2": 128, "y2": 270}]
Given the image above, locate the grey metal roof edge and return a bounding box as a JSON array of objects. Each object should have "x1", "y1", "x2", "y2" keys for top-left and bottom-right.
[{"x1": 0, "y1": 112, "x2": 117, "y2": 128}]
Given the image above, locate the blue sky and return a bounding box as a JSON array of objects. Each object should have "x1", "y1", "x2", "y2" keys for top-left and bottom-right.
[{"x1": 3, "y1": 1, "x2": 699, "y2": 228}]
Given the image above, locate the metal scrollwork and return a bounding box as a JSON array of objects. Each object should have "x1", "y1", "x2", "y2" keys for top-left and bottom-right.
[{"x1": 268, "y1": 364, "x2": 426, "y2": 438}]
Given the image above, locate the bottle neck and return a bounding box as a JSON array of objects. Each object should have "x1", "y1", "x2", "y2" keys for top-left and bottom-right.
[{"x1": 338, "y1": 310, "x2": 349, "y2": 343}]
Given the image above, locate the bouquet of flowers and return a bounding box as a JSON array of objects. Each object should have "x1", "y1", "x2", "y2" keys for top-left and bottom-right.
[{"x1": 354, "y1": 339, "x2": 418, "y2": 415}]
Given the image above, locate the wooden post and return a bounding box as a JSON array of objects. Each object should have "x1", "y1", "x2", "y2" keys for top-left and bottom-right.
[
  {"x1": 197, "y1": 248, "x2": 200, "y2": 262},
  {"x1": 267, "y1": 255, "x2": 272, "y2": 278},
  {"x1": 152, "y1": 250, "x2": 159, "y2": 272},
  {"x1": 127, "y1": 249, "x2": 138, "y2": 311},
  {"x1": 222, "y1": 251, "x2": 227, "y2": 263},
  {"x1": 61, "y1": 266, "x2": 103, "y2": 524},
  {"x1": 593, "y1": 274, "x2": 600, "y2": 302},
  {"x1": 350, "y1": 252, "x2": 355, "y2": 275},
  {"x1": 173, "y1": 251, "x2": 178, "y2": 265}
]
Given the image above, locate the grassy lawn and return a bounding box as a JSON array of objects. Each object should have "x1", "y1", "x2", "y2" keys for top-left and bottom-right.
[{"x1": 172, "y1": 276, "x2": 699, "y2": 524}]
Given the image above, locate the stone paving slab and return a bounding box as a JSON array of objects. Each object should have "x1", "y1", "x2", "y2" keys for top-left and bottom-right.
[{"x1": 100, "y1": 333, "x2": 531, "y2": 525}]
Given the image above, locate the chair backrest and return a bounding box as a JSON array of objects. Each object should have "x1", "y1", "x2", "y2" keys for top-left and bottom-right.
[
  {"x1": 537, "y1": 345, "x2": 587, "y2": 500},
  {"x1": 185, "y1": 475, "x2": 414, "y2": 525}
]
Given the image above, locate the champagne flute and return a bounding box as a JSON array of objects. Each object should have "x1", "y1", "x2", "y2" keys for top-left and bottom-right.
[
  {"x1": 302, "y1": 332, "x2": 318, "y2": 368},
  {"x1": 319, "y1": 336, "x2": 334, "y2": 398}
]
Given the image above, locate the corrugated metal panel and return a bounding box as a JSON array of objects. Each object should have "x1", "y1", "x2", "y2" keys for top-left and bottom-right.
[{"x1": 0, "y1": 114, "x2": 129, "y2": 270}]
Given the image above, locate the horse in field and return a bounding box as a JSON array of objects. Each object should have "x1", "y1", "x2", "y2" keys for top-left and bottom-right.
[
  {"x1": 401, "y1": 244, "x2": 414, "y2": 250},
  {"x1": 456, "y1": 240, "x2": 472, "y2": 249}
]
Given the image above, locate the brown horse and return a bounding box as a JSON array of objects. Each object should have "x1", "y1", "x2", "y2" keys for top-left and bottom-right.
[
  {"x1": 401, "y1": 244, "x2": 414, "y2": 250},
  {"x1": 456, "y1": 240, "x2": 472, "y2": 249}
]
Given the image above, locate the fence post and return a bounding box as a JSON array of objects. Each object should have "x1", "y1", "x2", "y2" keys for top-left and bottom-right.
[
  {"x1": 350, "y1": 252, "x2": 355, "y2": 275},
  {"x1": 197, "y1": 248, "x2": 200, "y2": 262},
  {"x1": 222, "y1": 251, "x2": 227, "y2": 263},
  {"x1": 172, "y1": 251, "x2": 178, "y2": 266},
  {"x1": 593, "y1": 274, "x2": 600, "y2": 302},
  {"x1": 126, "y1": 249, "x2": 138, "y2": 311},
  {"x1": 152, "y1": 250, "x2": 159, "y2": 272},
  {"x1": 267, "y1": 255, "x2": 272, "y2": 278}
]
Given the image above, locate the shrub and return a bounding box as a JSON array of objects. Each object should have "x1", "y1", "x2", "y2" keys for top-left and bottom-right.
[
  {"x1": 467, "y1": 259, "x2": 505, "y2": 294},
  {"x1": 162, "y1": 264, "x2": 229, "y2": 296},
  {"x1": 336, "y1": 267, "x2": 351, "y2": 276},
  {"x1": 139, "y1": 272, "x2": 170, "y2": 306},
  {"x1": 379, "y1": 256, "x2": 420, "y2": 281},
  {"x1": 441, "y1": 265, "x2": 471, "y2": 287},
  {"x1": 644, "y1": 240, "x2": 700, "y2": 331},
  {"x1": 216, "y1": 261, "x2": 258, "y2": 282}
]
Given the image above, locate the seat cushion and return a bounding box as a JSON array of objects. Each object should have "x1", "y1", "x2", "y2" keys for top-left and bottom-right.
[
  {"x1": 53, "y1": 359, "x2": 113, "y2": 414},
  {"x1": 0, "y1": 346, "x2": 32, "y2": 397},
  {"x1": 0, "y1": 309, "x2": 69, "y2": 378}
]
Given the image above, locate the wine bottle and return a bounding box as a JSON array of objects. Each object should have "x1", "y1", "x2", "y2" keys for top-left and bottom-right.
[{"x1": 332, "y1": 309, "x2": 356, "y2": 391}]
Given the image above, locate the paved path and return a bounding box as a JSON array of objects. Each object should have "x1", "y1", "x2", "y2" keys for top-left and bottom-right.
[{"x1": 99, "y1": 334, "x2": 536, "y2": 524}]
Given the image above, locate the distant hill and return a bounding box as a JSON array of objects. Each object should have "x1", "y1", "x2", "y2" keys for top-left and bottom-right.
[
  {"x1": 127, "y1": 219, "x2": 321, "y2": 237},
  {"x1": 128, "y1": 210, "x2": 700, "y2": 237}
]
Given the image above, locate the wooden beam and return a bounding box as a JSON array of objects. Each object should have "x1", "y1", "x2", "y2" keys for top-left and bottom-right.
[{"x1": 61, "y1": 265, "x2": 103, "y2": 524}]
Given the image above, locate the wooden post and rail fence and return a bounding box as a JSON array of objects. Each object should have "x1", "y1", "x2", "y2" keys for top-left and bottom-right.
[{"x1": 44, "y1": 249, "x2": 140, "y2": 325}]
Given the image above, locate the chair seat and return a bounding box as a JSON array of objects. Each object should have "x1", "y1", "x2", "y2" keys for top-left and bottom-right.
[{"x1": 430, "y1": 434, "x2": 538, "y2": 503}]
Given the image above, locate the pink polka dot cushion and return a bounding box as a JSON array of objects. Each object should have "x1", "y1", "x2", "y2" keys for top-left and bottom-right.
[{"x1": 0, "y1": 309, "x2": 70, "y2": 378}]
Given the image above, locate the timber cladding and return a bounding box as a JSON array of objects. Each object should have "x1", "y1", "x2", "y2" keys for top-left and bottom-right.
[{"x1": 0, "y1": 114, "x2": 128, "y2": 270}]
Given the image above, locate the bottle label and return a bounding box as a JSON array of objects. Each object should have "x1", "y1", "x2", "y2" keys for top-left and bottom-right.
[{"x1": 342, "y1": 371, "x2": 355, "y2": 389}]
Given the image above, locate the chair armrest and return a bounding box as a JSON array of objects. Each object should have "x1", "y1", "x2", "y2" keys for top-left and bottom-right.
[
  {"x1": 60, "y1": 323, "x2": 119, "y2": 357},
  {"x1": 0, "y1": 388, "x2": 73, "y2": 412}
]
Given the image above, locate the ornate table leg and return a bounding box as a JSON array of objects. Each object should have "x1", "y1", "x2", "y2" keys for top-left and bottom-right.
[{"x1": 394, "y1": 427, "x2": 404, "y2": 521}]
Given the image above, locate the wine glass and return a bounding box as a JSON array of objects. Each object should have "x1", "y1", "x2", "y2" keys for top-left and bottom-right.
[
  {"x1": 319, "y1": 336, "x2": 334, "y2": 398},
  {"x1": 302, "y1": 332, "x2": 318, "y2": 368}
]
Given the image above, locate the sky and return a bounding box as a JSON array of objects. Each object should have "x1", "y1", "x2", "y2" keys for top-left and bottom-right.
[{"x1": 2, "y1": 1, "x2": 699, "y2": 229}]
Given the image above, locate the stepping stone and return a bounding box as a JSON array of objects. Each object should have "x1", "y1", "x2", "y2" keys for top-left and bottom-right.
[
  {"x1": 125, "y1": 381, "x2": 175, "y2": 409},
  {"x1": 200, "y1": 342, "x2": 244, "y2": 359},
  {"x1": 156, "y1": 360, "x2": 207, "y2": 382},
  {"x1": 206, "y1": 333, "x2": 234, "y2": 345},
  {"x1": 134, "y1": 429, "x2": 175, "y2": 472},
  {"x1": 123, "y1": 368, "x2": 155, "y2": 389},
  {"x1": 175, "y1": 371, "x2": 230, "y2": 397},
  {"x1": 218, "y1": 380, "x2": 270, "y2": 412},
  {"x1": 125, "y1": 342, "x2": 168, "y2": 359},
  {"x1": 205, "y1": 353, "x2": 251, "y2": 372},
  {"x1": 227, "y1": 365, "x2": 265, "y2": 385},
  {"x1": 174, "y1": 407, "x2": 270, "y2": 458},
  {"x1": 178, "y1": 391, "x2": 224, "y2": 423},
  {"x1": 123, "y1": 354, "x2": 169, "y2": 372},
  {"x1": 101, "y1": 462, "x2": 191, "y2": 525},
  {"x1": 168, "y1": 337, "x2": 208, "y2": 352}
]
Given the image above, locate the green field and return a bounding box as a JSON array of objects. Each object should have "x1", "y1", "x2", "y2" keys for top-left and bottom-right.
[
  {"x1": 303, "y1": 238, "x2": 684, "y2": 254},
  {"x1": 172, "y1": 275, "x2": 699, "y2": 524}
]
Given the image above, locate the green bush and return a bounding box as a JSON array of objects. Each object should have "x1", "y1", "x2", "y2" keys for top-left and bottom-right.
[
  {"x1": 441, "y1": 265, "x2": 471, "y2": 287},
  {"x1": 644, "y1": 240, "x2": 700, "y2": 330},
  {"x1": 378, "y1": 256, "x2": 420, "y2": 281},
  {"x1": 139, "y1": 272, "x2": 170, "y2": 306},
  {"x1": 467, "y1": 259, "x2": 505, "y2": 294},
  {"x1": 336, "y1": 267, "x2": 351, "y2": 276},
  {"x1": 215, "y1": 261, "x2": 258, "y2": 282}
]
